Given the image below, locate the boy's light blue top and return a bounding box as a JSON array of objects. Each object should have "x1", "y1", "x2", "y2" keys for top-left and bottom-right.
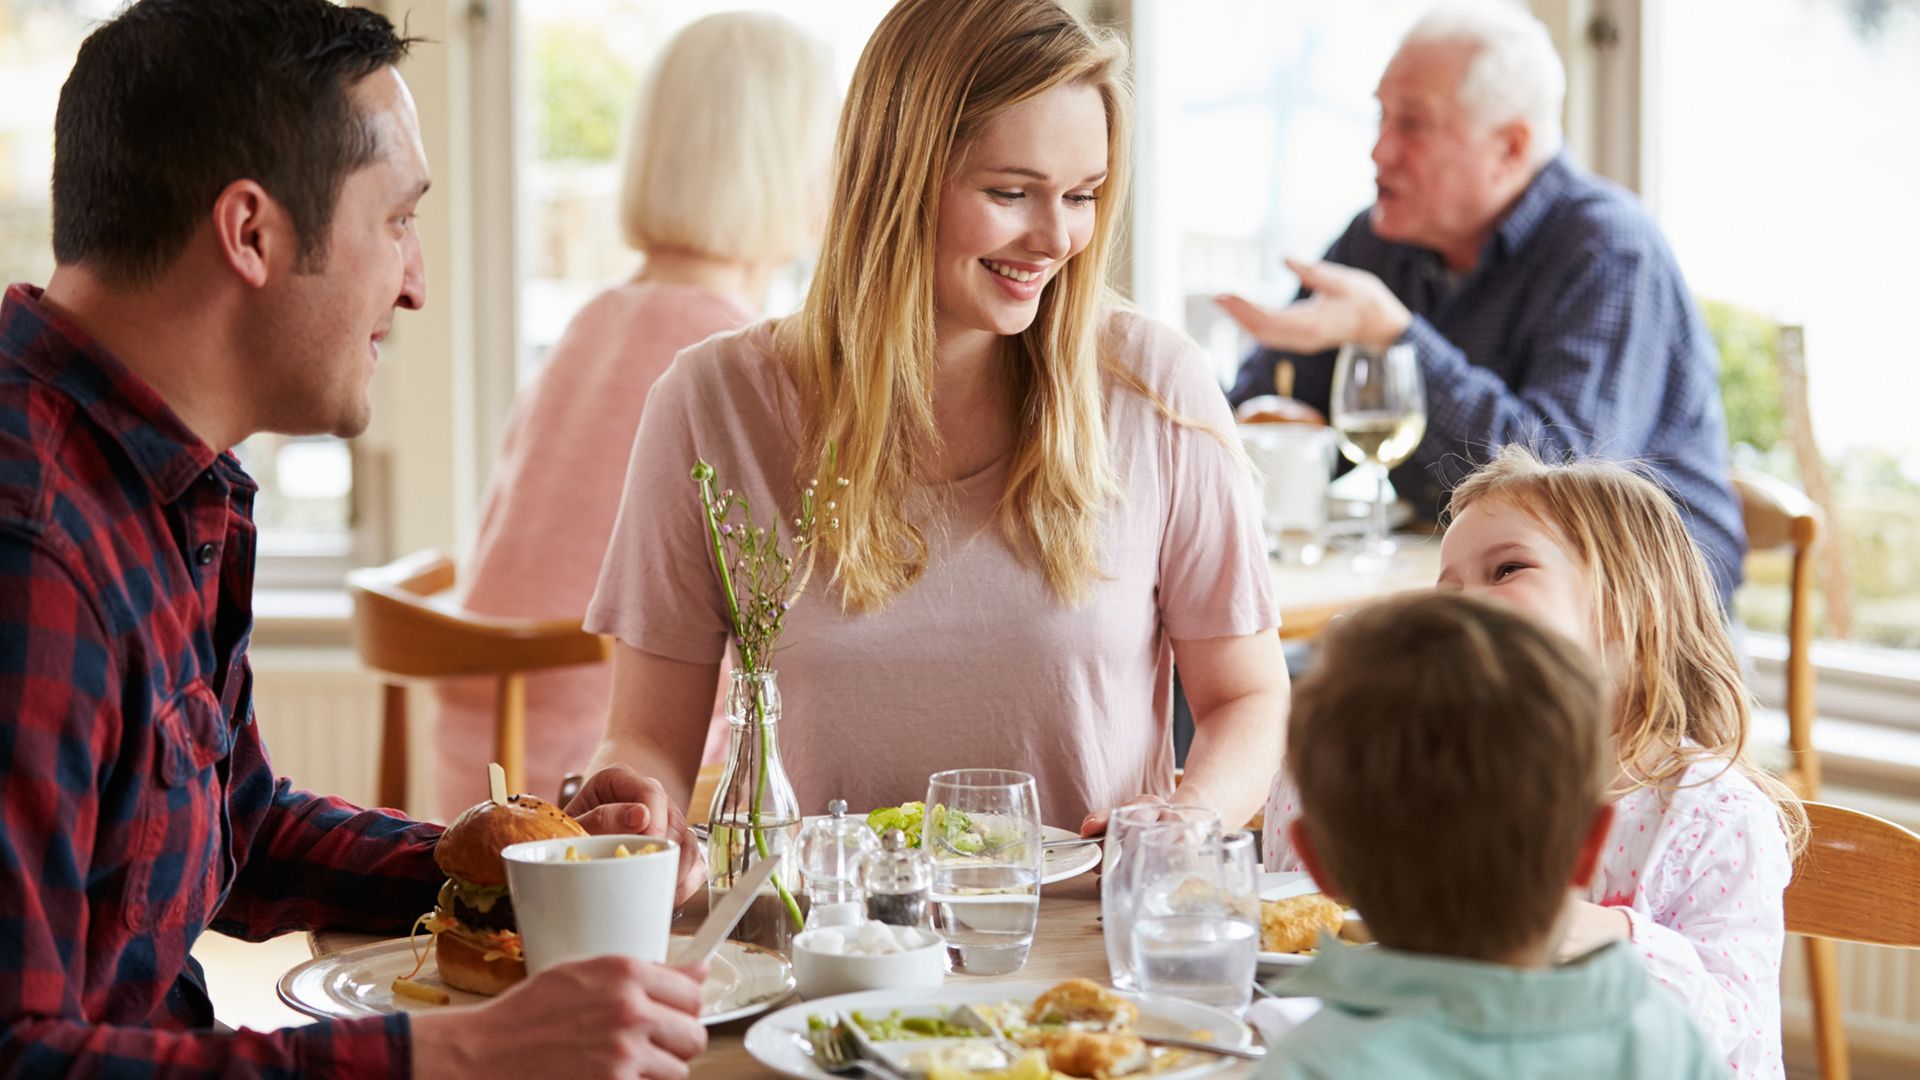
[{"x1": 1259, "y1": 936, "x2": 1731, "y2": 1079}]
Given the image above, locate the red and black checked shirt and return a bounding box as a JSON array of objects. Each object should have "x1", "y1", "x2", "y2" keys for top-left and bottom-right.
[{"x1": 0, "y1": 284, "x2": 445, "y2": 1075}]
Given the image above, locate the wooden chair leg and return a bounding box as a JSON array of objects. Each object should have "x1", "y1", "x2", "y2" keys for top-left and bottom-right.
[
  {"x1": 377, "y1": 682, "x2": 409, "y2": 811},
  {"x1": 495, "y1": 672, "x2": 527, "y2": 798},
  {"x1": 1806, "y1": 934, "x2": 1848, "y2": 1080}
]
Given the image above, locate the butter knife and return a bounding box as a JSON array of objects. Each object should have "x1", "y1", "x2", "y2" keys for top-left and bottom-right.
[{"x1": 669, "y1": 851, "x2": 783, "y2": 967}]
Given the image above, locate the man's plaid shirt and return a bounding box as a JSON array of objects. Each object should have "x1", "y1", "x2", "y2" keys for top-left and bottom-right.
[{"x1": 0, "y1": 284, "x2": 444, "y2": 1076}]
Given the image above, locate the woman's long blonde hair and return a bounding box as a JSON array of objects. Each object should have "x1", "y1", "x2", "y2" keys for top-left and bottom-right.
[
  {"x1": 773, "y1": 0, "x2": 1134, "y2": 611},
  {"x1": 1448, "y1": 447, "x2": 1807, "y2": 855}
]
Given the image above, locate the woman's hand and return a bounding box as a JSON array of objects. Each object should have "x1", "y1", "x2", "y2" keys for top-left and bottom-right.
[
  {"x1": 1078, "y1": 794, "x2": 1170, "y2": 838},
  {"x1": 565, "y1": 764, "x2": 705, "y2": 904}
]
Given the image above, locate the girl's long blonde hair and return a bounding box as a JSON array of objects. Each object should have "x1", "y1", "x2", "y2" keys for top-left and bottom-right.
[
  {"x1": 773, "y1": 0, "x2": 1135, "y2": 611},
  {"x1": 1449, "y1": 447, "x2": 1807, "y2": 855}
]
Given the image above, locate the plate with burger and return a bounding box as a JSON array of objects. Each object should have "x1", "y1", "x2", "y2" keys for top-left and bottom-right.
[{"x1": 278, "y1": 793, "x2": 795, "y2": 1025}]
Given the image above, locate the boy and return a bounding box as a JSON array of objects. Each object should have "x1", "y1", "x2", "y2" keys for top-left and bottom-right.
[{"x1": 1259, "y1": 592, "x2": 1727, "y2": 1078}]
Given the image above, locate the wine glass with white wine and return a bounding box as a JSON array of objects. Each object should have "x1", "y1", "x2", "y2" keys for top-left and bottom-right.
[{"x1": 1330, "y1": 342, "x2": 1426, "y2": 569}]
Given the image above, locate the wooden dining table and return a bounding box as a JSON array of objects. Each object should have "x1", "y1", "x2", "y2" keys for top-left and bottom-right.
[{"x1": 310, "y1": 870, "x2": 1263, "y2": 1078}]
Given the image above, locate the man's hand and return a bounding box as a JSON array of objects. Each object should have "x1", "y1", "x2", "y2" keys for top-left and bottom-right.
[
  {"x1": 410, "y1": 956, "x2": 709, "y2": 1080},
  {"x1": 1217, "y1": 258, "x2": 1412, "y2": 356},
  {"x1": 566, "y1": 764, "x2": 704, "y2": 904}
]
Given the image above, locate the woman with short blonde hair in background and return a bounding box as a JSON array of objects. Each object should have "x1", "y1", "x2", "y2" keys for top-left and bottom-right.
[
  {"x1": 587, "y1": 0, "x2": 1286, "y2": 838},
  {"x1": 433, "y1": 12, "x2": 838, "y2": 819}
]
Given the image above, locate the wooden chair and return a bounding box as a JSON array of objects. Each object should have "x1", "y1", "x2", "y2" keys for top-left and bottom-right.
[
  {"x1": 1732, "y1": 468, "x2": 1823, "y2": 796},
  {"x1": 1786, "y1": 803, "x2": 1920, "y2": 1080},
  {"x1": 1731, "y1": 470, "x2": 1843, "y2": 1074},
  {"x1": 346, "y1": 550, "x2": 609, "y2": 810}
]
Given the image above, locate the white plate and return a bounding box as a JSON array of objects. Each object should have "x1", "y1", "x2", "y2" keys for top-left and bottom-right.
[
  {"x1": 277, "y1": 933, "x2": 793, "y2": 1025},
  {"x1": 1256, "y1": 872, "x2": 1362, "y2": 970},
  {"x1": 743, "y1": 981, "x2": 1252, "y2": 1079},
  {"x1": 702, "y1": 819, "x2": 1102, "y2": 887}
]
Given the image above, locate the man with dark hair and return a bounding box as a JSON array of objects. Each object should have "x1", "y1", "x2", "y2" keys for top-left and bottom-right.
[{"x1": 0, "y1": 2, "x2": 707, "y2": 1076}]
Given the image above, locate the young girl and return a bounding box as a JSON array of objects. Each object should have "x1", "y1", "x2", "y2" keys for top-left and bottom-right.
[{"x1": 1265, "y1": 447, "x2": 1805, "y2": 1080}]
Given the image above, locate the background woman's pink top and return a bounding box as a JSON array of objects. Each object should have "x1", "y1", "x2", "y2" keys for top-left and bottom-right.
[
  {"x1": 433, "y1": 282, "x2": 751, "y2": 819},
  {"x1": 586, "y1": 310, "x2": 1280, "y2": 829}
]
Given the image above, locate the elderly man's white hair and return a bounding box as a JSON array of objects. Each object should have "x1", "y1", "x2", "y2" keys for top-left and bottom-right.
[{"x1": 1401, "y1": 1, "x2": 1566, "y2": 168}]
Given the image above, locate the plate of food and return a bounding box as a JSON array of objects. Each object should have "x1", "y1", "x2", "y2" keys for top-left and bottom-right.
[
  {"x1": 1256, "y1": 872, "x2": 1368, "y2": 969},
  {"x1": 743, "y1": 977, "x2": 1252, "y2": 1079},
  {"x1": 277, "y1": 932, "x2": 793, "y2": 1025}
]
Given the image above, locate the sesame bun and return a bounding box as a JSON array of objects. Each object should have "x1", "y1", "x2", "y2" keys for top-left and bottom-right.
[
  {"x1": 435, "y1": 794, "x2": 587, "y2": 888},
  {"x1": 434, "y1": 929, "x2": 526, "y2": 997}
]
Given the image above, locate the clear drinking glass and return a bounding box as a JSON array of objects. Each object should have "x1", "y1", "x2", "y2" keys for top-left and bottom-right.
[
  {"x1": 1101, "y1": 803, "x2": 1221, "y2": 991},
  {"x1": 924, "y1": 768, "x2": 1043, "y2": 975},
  {"x1": 1330, "y1": 341, "x2": 1426, "y2": 570},
  {"x1": 1128, "y1": 827, "x2": 1261, "y2": 1012}
]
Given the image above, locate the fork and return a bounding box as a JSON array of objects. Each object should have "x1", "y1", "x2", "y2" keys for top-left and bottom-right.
[{"x1": 800, "y1": 1020, "x2": 908, "y2": 1080}]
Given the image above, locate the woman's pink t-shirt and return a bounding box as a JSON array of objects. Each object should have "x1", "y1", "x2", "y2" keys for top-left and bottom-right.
[{"x1": 586, "y1": 310, "x2": 1280, "y2": 828}]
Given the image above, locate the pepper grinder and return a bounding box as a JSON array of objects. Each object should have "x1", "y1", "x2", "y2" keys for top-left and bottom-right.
[
  {"x1": 796, "y1": 799, "x2": 877, "y2": 931},
  {"x1": 860, "y1": 827, "x2": 933, "y2": 929}
]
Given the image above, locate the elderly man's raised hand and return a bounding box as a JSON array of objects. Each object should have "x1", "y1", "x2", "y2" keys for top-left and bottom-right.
[
  {"x1": 410, "y1": 956, "x2": 710, "y2": 1080},
  {"x1": 1217, "y1": 258, "x2": 1412, "y2": 356}
]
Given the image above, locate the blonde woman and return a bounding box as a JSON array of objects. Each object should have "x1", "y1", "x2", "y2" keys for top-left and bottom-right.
[
  {"x1": 1266, "y1": 447, "x2": 1805, "y2": 1079},
  {"x1": 587, "y1": 0, "x2": 1286, "y2": 842},
  {"x1": 433, "y1": 12, "x2": 838, "y2": 818}
]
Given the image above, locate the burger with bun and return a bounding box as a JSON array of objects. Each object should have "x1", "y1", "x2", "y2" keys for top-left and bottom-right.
[{"x1": 427, "y1": 793, "x2": 587, "y2": 995}]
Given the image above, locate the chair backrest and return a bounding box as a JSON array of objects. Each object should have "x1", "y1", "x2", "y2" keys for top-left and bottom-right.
[
  {"x1": 1730, "y1": 468, "x2": 1823, "y2": 796},
  {"x1": 346, "y1": 550, "x2": 609, "y2": 679},
  {"x1": 346, "y1": 549, "x2": 609, "y2": 806},
  {"x1": 1785, "y1": 802, "x2": 1920, "y2": 947}
]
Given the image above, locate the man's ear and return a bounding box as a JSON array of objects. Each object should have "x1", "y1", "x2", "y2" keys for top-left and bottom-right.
[
  {"x1": 1495, "y1": 118, "x2": 1533, "y2": 175},
  {"x1": 209, "y1": 178, "x2": 283, "y2": 289},
  {"x1": 1288, "y1": 817, "x2": 1345, "y2": 903},
  {"x1": 1569, "y1": 801, "x2": 1615, "y2": 890}
]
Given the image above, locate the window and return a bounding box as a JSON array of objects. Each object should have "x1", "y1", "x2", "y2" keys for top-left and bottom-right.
[
  {"x1": 1130, "y1": 0, "x2": 1435, "y2": 386},
  {"x1": 514, "y1": 0, "x2": 895, "y2": 386},
  {"x1": 1644, "y1": 0, "x2": 1920, "y2": 655},
  {"x1": 1, "y1": 0, "x2": 364, "y2": 587}
]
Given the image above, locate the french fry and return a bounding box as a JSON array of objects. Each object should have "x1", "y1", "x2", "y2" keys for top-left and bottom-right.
[{"x1": 391, "y1": 976, "x2": 451, "y2": 1006}]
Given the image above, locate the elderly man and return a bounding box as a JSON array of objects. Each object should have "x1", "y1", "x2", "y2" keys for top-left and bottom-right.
[
  {"x1": 0, "y1": 2, "x2": 704, "y2": 1077},
  {"x1": 1223, "y1": 2, "x2": 1745, "y2": 601}
]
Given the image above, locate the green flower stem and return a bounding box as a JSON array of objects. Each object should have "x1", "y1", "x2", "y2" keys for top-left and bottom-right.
[{"x1": 696, "y1": 468, "x2": 802, "y2": 930}]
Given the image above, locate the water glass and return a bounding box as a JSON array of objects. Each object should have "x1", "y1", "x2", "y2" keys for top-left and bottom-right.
[
  {"x1": 1129, "y1": 828, "x2": 1260, "y2": 1012},
  {"x1": 1101, "y1": 803, "x2": 1221, "y2": 991},
  {"x1": 924, "y1": 768, "x2": 1043, "y2": 975}
]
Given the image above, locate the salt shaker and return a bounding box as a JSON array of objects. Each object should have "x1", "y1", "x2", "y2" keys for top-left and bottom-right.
[
  {"x1": 860, "y1": 827, "x2": 932, "y2": 929},
  {"x1": 796, "y1": 799, "x2": 878, "y2": 930}
]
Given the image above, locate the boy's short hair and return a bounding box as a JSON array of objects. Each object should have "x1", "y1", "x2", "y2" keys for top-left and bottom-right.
[{"x1": 1290, "y1": 590, "x2": 1608, "y2": 961}]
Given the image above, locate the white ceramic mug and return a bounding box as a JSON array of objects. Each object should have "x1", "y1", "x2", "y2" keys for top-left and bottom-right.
[
  {"x1": 1239, "y1": 423, "x2": 1336, "y2": 564},
  {"x1": 502, "y1": 833, "x2": 679, "y2": 973}
]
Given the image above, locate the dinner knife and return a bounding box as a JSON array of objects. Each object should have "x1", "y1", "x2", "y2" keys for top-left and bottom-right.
[{"x1": 669, "y1": 851, "x2": 783, "y2": 968}]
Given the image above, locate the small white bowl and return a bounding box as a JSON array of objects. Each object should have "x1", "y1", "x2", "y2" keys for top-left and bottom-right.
[{"x1": 792, "y1": 925, "x2": 947, "y2": 999}]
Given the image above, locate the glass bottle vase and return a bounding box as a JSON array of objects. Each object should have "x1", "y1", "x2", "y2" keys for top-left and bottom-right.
[{"x1": 706, "y1": 668, "x2": 806, "y2": 953}]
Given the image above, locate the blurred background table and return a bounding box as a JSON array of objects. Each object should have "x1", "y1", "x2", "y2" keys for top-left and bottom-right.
[{"x1": 1271, "y1": 532, "x2": 1441, "y2": 641}]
